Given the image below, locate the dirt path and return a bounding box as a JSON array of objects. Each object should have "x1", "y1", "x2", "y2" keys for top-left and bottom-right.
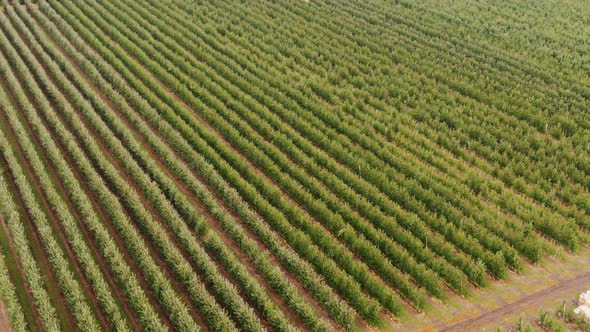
[
  {"x1": 388, "y1": 246, "x2": 590, "y2": 332},
  {"x1": 442, "y1": 271, "x2": 590, "y2": 331},
  {"x1": 0, "y1": 300, "x2": 12, "y2": 332}
]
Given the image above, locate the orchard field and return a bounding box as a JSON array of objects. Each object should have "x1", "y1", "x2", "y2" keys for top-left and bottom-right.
[{"x1": 0, "y1": 0, "x2": 588, "y2": 331}]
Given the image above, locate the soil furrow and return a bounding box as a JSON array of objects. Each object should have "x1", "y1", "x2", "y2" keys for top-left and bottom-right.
[
  {"x1": 0, "y1": 73, "x2": 76, "y2": 331},
  {"x1": 3, "y1": 20, "x2": 172, "y2": 330},
  {"x1": 0, "y1": 163, "x2": 43, "y2": 332}
]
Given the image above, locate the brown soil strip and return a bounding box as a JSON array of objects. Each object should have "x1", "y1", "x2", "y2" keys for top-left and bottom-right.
[
  {"x1": 442, "y1": 271, "x2": 590, "y2": 331},
  {"x1": 27, "y1": 19, "x2": 210, "y2": 330},
  {"x1": 56, "y1": 26, "x2": 292, "y2": 329},
  {"x1": 386, "y1": 246, "x2": 590, "y2": 332},
  {"x1": 65, "y1": 51, "x2": 263, "y2": 326},
  {"x1": 4, "y1": 18, "x2": 114, "y2": 330},
  {"x1": 10, "y1": 17, "x2": 145, "y2": 330},
  {"x1": 0, "y1": 181, "x2": 43, "y2": 331},
  {"x1": 132, "y1": 2, "x2": 471, "y2": 308},
  {"x1": 143, "y1": 32, "x2": 398, "y2": 323},
  {"x1": 61, "y1": 22, "x2": 319, "y2": 325},
  {"x1": 0, "y1": 74, "x2": 76, "y2": 331},
  {"x1": 30, "y1": 46, "x2": 180, "y2": 332},
  {"x1": 0, "y1": 299, "x2": 13, "y2": 332},
  {"x1": 128, "y1": 42, "x2": 342, "y2": 328},
  {"x1": 119, "y1": 1, "x2": 420, "y2": 313},
  {"x1": 60, "y1": 3, "x2": 332, "y2": 329},
  {"x1": 14, "y1": 13, "x2": 171, "y2": 331},
  {"x1": 138, "y1": 56, "x2": 339, "y2": 328},
  {"x1": 7, "y1": 21, "x2": 146, "y2": 332},
  {"x1": 13, "y1": 78, "x2": 110, "y2": 332},
  {"x1": 61, "y1": 144, "x2": 170, "y2": 332},
  {"x1": 51, "y1": 53, "x2": 212, "y2": 331}
]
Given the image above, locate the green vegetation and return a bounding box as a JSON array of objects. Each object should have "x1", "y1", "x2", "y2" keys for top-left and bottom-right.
[{"x1": 0, "y1": 0, "x2": 587, "y2": 330}]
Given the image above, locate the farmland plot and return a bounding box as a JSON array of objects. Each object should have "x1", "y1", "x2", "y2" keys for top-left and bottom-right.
[{"x1": 0, "y1": 0, "x2": 588, "y2": 331}]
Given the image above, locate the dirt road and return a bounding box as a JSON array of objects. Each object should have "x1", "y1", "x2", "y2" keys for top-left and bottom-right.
[
  {"x1": 387, "y1": 247, "x2": 590, "y2": 332},
  {"x1": 442, "y1": 271, "x2": 590, "y2": 331}
]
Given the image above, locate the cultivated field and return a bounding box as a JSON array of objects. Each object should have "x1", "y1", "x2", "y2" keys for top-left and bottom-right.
[{"x1": 0, "y1": 0, "x2": 588, "y2": 331}]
